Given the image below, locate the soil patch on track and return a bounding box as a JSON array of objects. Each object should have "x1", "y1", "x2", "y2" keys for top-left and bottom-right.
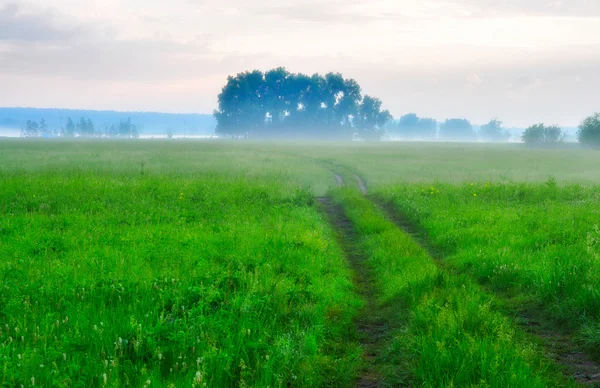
[
  {"x1": 317, "y1": 196, "x2": 397, "y2": 387},
  {"x1": 355, "y1": 174, "x2": 368, "y2": 195}
]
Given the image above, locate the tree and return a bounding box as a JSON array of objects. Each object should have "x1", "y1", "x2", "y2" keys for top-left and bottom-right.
[
  {"x1": 63, "y1": 117, "x2": 76, "y2": 137},
  {"x1": 440, "y1": 118, "x2": 476, "y2": 141},
  {"x1": 389, "y1": 113, "x2": 437, "y2": 140},
  {"x1": 521, "y1": 124, "x2": 544, "y2": 145},
  {"x1": 21, "y1": 120, "x2": 39, "y2": 137},
  {"x1": 417, "y1": 117, "x2": 438, "y2": 139},
  {"x1": 522, "y1": 124, "x2": 564, "y2": 146},
  {"x1": 106, "y1": 124, "x2": 118, "y2": 138},
  {"x1": 86, "y1": 119, "x2": 95, "y2": 137},
  {"x1": 479, "y1": 119, "x2": 510, "y2": 142},
  {"x1": 354, "y1": 96, "x2": 392, "y2": 141},
  {"x1": 77, "y1": 117, "x2": 95, "y2": 137},
  {"x1": 118, "y1": 118, "x2": 138, "y2": 138},
  {"x1": 213, "y1": 68, "x2": 388, "y2": 140},
  {"x1": 578, "y1": 113, "x2": 600, "y2": 148},
  {"x1": 40, "y1": 119, "x2": 48, "y2": 135}
]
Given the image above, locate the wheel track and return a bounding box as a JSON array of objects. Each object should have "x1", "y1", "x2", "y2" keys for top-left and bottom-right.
[
  {"x1": 328, "y1": 166, "x2": 600, "y2": 386},
  {"x1": 370, "y1": 195, "x2": 600, "y2": 387},
  {"x1": 316, "y1": 195, "x2": 391, "y2": 387}
]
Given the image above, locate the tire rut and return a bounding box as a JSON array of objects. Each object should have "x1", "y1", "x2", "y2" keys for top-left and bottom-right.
[
  {"x1": 316, "y1": 196, "x2": 391, "y2": 387},
  {"x1": 370, "y1": 196, "x2": 600, "y2": 387}
]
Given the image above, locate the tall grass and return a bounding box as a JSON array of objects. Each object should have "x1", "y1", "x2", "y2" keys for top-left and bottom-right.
[
  {"x1": 379, "y1": 182, "x2": 600, "y2": 358},
  {"x1": 332, "y1": 188, "x2": 570, "y2": 386},
  {"x1": 0, "y1": 142, "x2": 361, "y2": 386}
]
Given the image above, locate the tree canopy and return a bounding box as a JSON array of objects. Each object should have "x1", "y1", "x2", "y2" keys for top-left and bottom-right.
[
  {"x1": 213, "y1": 68, "x2": 392, "y2": 140},
  {"x1": 387, "y1": 113, "x2": 438, "y2": 140},
  {"x1": 522, "y1": 124, "x2": 564, "y2": 146},
  {"x1": 439, "y1": 118, "x2": 476, "y2": 141},
  {"x1": 479, "y1": 119, "x2": 510, "y2": 142},
  {"x1": 578, "y1": 113, "x2": 600, "y2": 148}
]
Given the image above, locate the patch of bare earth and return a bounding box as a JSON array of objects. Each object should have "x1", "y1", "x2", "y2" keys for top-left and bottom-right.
[
  {"x1": 317, "y1": 196, "x2": 394, "y2": 387},
  {"x1": 355, "y1": 174, "x2": 368, "y2": 195}
]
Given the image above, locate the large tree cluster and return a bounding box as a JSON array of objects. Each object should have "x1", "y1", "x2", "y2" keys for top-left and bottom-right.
[{"x1": 213, "y1": 68, "x2": 392, "y2": 140}]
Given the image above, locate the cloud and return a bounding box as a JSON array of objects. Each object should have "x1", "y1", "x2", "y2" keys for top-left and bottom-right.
[
  {"x1": 0, "y1": 36, "x2": 270, "y2": 82},
  {"x1": 0, "y1": 2, "x2": 83, "y2": 42},
  {"x1": 457, "y1": 0, "x2": 600, "y2": 17},
  {"x1": 465, "y1": 73, "x2": 483, "y2": 92},
  {"x1": 241, "y1": 0, "x2": 401, "y2": 24}
]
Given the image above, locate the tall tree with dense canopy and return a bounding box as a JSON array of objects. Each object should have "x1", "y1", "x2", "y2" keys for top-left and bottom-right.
[{"x1": 214, "y1": 68, "x2": 392, "y2": 140}]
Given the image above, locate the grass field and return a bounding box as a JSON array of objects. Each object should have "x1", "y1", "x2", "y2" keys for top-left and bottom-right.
[
  {"x1": 377, "y1": 182, "x2": 600, "y2": 357},
  {"x1": 1, "y1": 139, "x2": 599, "y2": 387}
]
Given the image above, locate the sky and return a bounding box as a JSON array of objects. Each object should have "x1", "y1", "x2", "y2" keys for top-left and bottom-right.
[{"x1": 1, "y1": 0, "x2": 600, "y2": 127}]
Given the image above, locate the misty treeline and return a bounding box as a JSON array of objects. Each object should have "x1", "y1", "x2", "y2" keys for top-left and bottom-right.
[
  {"x1": 387, "y1": 116, "x2": 511, "y2": 142},
  {"x1": 520, "y1": 114, "x2": 600, "y2": 147},
  {"x1": 213, "y1": 68, "x2": 600, "y2": 147},
  {"x1": 1, "y1": 108, "x2": 215, "y2": 135},
  {"x1": 213, "y1": 68, "x2": 392, "y2": 140},
  {"x1": 20, "y1": 117, "x2": 139, "y2": 138}
]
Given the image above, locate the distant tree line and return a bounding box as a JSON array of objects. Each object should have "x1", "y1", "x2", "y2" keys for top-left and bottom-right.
[
  {"x1": 386, "y1": 112, "x2": 600, "y2": 148},
  {"x1": 213, "y1": 68, "x2": 392, "y2": 140},
  {"x1": 1, "y1": 108, "x2": 215, "y2": 135},
  {"x1": 20, "y1": 117, "x2": 139, "y2": 138},
  {"x1": 387, "y1": 114, "x2": 510, "y2": 142},
  {"x1": 521, "y1": 113, "x2": 600, "y2": 148}
]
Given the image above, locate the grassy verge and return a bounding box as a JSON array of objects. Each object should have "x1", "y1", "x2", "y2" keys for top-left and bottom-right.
[
  {"x1": 332, "y1": 188, "x2": 571, "y2": 387},
  {"x1": 378, "y1": 182, "x2": 600, "y2": 358},
  {"x1": 0, "y1": 169, "x2": 361, "y2": 386}
]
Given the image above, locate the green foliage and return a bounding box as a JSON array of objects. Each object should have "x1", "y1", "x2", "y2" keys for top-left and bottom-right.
[
  {"x1": 353, "y1": 96, "x2": 392, "y2": 141},
  {"x1": 387, "y1": 113, "x2": 437, "y2": 140},
  {"x1": 440, "y1": 118, "x2": 476, "y2": 141},
  {"x1": 20, "y1": 120, "x2": 39, "y2": 137},
  {"x1": 522, "y1": 123, "x2": 564, "y2": 146},
  {"x1": 64, "y1": 117, "x2": 76, "y2": 137},
  {"x1": 21, "y1": 116, "x2": 139, "y2": 139},
  {"x1": 77, "y1": 117, "x2": 94, "y2": 137},
  {"x1": 332, "y1": 189, "x2": 567, "y2": 387},
  {"x1": 0, "y1": 142, "x2": 362, "y2": 387},
  {"x1": 117, "y1": 118, "x2": 139, "y2": 138},
  {"x1": 379, "y1": 182, "x2": 600, "y2": 357},
  {"x1": 577, "y1": 113, "x2": 600, "y2": 148},
  {"x1": 2, "y1": 140, "x2": 600, "y2": 386},
  {"x1": 479, "y1": 119, "x2": 510, "y2": 142},
  {"x1": 214, "y1": 68, "x2": 391, "y2": 140}
]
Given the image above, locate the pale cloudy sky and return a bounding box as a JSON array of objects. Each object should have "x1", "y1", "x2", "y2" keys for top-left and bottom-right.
[{"x1": 1, "y1": 0, "x2": 599, "y2": 127}]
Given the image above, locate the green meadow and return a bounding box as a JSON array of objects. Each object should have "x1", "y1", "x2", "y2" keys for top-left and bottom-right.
[{"x1": 1, "y1": 139, "x2": 599, "y2": 387}]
